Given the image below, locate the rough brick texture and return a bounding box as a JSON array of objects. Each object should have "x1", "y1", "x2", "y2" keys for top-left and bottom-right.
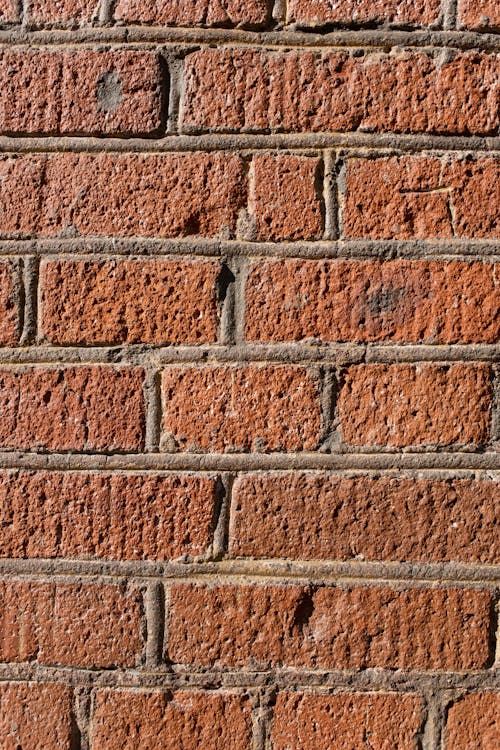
[
  {"x1": 272, "y1": 692, "x2": 425, "y2": 750},
  {"x1": 245, "y1": 259, "x2": 500, "y2": 343},
  {"x1": 92, "y1": 690, "x2": 253, "y2": 749},
  {"x1": 338, "y1": 364, "x2": 492, "y2": 447},
  {"x1": 343, "y1": 156, "x2": 500, "y2": 239},
  {"x1": 0, "y1": 50, "x2": 164, "y2": 135},
  {"x1": 182, "y1": 49, "x2": 499, "y2": 135},
  {"x1": 458, "y1": 0, "x2": 500, "y2": 30},
  {"x1": 2, "y1": 2, "x2": 499, "y2": 746},
  {"x1": 250, "y1": 154, "x2": 323, "y2": 240},
  {"x1": 162, "y1": 366, "x2": 321, "y2": 451},
  {"x1": 0, "y1": 261, "x2": 18, "y2": 345},
  {"x1": 168, "y1": 584, "x2": 492, "y2": 670},
  {"x1": 27, "y1": 0, "x2": 100, "y2": 24},
  {"x1": 0, "y1": 682, "x2": 73, "y2": 750},
  {"x1": 0, "y1": 580, "x2": 143, "y2": 667},
  {"x1": 230, "y1": 475, "x2": 500, "y2": 564},
  {"x1": 115, "y1": 0, "x2": 269, "y2": 27},
  {"x1": 287, "y1": 0, "x2": 442, "y2": 27},
  {"x1": 0, "y1": 471, "x2": 217, "y2": 560},
  {"x1": 0, "y1": 367, "x2": 145, "y2": 451},
  {"x1": 0, "y1": 153, "x2": 246, "y2": 238},
  {"x1": 41, "y1": 259, "x2": 221, "y2": 344},
  {"x1": 0, "y1": 0, "x2": 17, "y2": 21},
  {"x1": 445, "y1": 693, "x2": 500, "y2": 750}
]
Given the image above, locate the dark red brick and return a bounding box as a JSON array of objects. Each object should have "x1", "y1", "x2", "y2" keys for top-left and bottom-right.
[
  {"x1": 245, "y1": 259, "x2": 500, "y2": 343},
  {"x1": 0, "y1": 471, "x2": 217, "y2": 560},
  {"x1": 0, "y1": 366, "x2": 145, "y2": 452},
  {"x1": 0, "y1": 153, "x2": 246, "y2": 239},
  {"x1": 0, "y1": 580, "x2": 143, "y2": 667}
]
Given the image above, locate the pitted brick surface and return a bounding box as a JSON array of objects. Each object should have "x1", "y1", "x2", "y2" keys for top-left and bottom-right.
[
  {"x1": 41, "y1": 259, "x2": 221, "y2": 344},
  {"x1": 0, "y1": 471, "x2": 217, "y2": 560},
  {"x1": 230, "y1": 475, "x2": 500, "y2": 564},
  {"x1": 92, "y1": 690, "x2": 253, "y2": 749}
]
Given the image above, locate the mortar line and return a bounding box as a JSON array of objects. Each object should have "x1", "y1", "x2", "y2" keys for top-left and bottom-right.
[
  {"x1": 0, "y1": 557, "x2": 497, "y2": 584},
  {"x1": 323, "y1": 150, "x2": 338, "y2": 240},
  {"x1": 1, "y1": 450, "x2": 500, "y2": 471},
  {"x1": 443, "y1": 0, "x2": 458, "y2": 31},
  {"x1": 145, "y1": 581, "x2": 165, "y2": 670},
  {"x1": 0, "y1": 238, "x2": 499, "y2": 260},
  {"x1": 0, "y1": 342, "x2": 498, "y2": 366},
  {"x1": 1, "y1": 26, "x2": 499, "y2": 50},
  {"x1": 0, "y1": 664, "x2": 497, "y2": 691},
  {"x1": 0, "y1": 134, "x2": 498, "y2": 153}
]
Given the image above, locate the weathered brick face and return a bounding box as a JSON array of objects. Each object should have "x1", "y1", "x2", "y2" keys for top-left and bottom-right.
[
  {"x1": 0, "y1": 0, "x2": 498, "y2": 747},
  {"x1": 287, "y1": 0, "x2": 443, "y2": 27}
]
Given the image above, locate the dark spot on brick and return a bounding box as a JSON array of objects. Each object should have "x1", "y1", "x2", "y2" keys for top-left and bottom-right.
[{"x1": 96, "y1": 71, "x2": 122, "y2": 113}]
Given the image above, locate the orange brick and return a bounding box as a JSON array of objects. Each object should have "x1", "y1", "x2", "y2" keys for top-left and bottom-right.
[
  {"x1": 41, "y1": 259, "x2": 221, "y2": 345},
  {"x1": 272, "y1": 692, "x2": 425, "y2": 750},
  {"x1": 161, "y1": 365, "x2": 321, "y2": 452},
  {"x1": 230, "y1": 475, "x2": 500, "y2": 564},
  {"x1": 338, "y1": 364, "x2": 492, "y2": 448},
  {"x1": 245, "y1": 259, "x2": 500, "y2": 343},
  {"x1": 92, "y1": 690, "x2": 253, "y2": 749},
  {"x1": 168, "y1": 584, "x2": 492, "y2": 670},
  {"x1": 0, "y1": 367, "x2": 145, "y2": 452}
]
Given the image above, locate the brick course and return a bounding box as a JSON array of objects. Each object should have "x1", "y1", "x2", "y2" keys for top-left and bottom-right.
[{"x1": 182, "y1": 50, "x2": 499, "y2": 135}]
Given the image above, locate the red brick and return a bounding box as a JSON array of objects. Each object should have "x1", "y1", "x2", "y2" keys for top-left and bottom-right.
[
  {"x1": 27, "y1": 0, "x2": 99, "y2": 24},
  {"x1": 0, "y1": 471, "x2": 217, "y2": 560},
  {"x1": 230, "y1": 475, "x2": 500, "y2": 564},
  {"x1": 343, "y1": 156, "x2": 500, "y2": 239},
  {"x1": 0, "y1": 153, "x2": 246, "y2": 239},
  {"x1": 245, "y1": 259, "x2": 500, "y2": 343},
  {"x1": 0, "y1": 50, "x2": 163, "y2": 135},
  {"x1": 0, "y1": 261, "x2": 19, "y2": 345},
  {"x1": 161, "y1": 365, "x2": 321, "y2": 452},
  {"x1": 0, "y1": 0, "x2": 17, "y2": 21},
  {"x1": 91, "y1": 690, "x2": 253, "y2": 749},
  {"x1": 251, "y1": 155, "x2": 323, "y2": 241},
  {"x1": 272, "y1": 692, "x2": 425, "y2": 750},
  {"x1": 115, "y1": 0, "x2": 269, "y2": 27},
  {"x1": 41, "y1": 259, "x2": 221, "y2": 345},
  {"x1": 0, "y1": 682, "x2": 73, "y2": 750},
  {"x1": 445, "y1": 693, "x2": 500, "y2": 750},
  {"x1": 338, "y1": 364, "x2": 491, "y2": 448},
  {"x1": 168, "y1": 584, "x2": 492, "y2": 670},
  {"x1": 288, "y1": 0, "x2": 441, "y2": 27},
  {"x1": 182, "y1": 49, "x2": 499, "y2": 135},
  {"x1": 458, "y1": 0, "x2": 500, "y2": 30},
  {"x1": 0, "y1": 580, "x2": 143, "y2": 667},
  {"x1": 0, "y1": 366, "x2": 145, "y2": 452}
]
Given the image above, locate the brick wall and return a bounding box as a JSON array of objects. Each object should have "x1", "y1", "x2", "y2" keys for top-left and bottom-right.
[{"x1": 0, "y1": 2, "x2": 498, "y2": 748}]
